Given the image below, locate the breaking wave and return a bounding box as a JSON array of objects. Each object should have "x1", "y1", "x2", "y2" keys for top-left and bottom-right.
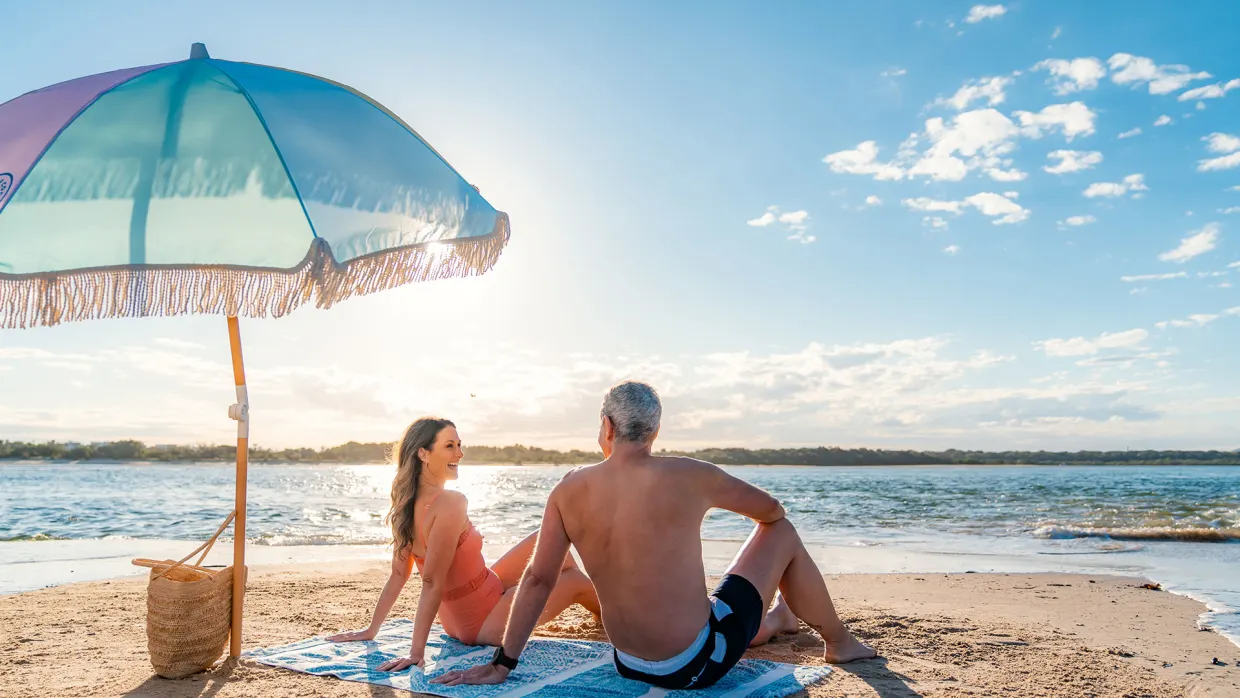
[{"x1": 1033, "y1": 525, "x2": 1240, "y2": 543}]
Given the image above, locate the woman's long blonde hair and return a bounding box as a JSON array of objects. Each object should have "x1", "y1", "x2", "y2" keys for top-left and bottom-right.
[{"x1": 386, "y1": 417, "x2": 456, "y2": 554}]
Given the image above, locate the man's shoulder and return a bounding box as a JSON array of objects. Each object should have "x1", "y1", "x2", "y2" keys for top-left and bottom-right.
[
  {"x1": 550, "y1": 463, "x2": 598, "y2": 494},
  {"x1": 651, "y1": 454, "x2": 720, "y2": 474}
]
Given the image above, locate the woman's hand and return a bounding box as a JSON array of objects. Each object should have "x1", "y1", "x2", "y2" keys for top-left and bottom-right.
[
  {"x1": 378, "y1": 653, "x2": 425, "y2": 672},
  {"x1": 325, "y1": 629, "x2": 376, "y2": 643}
]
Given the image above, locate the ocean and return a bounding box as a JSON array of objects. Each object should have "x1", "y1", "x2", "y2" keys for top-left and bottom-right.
[{"x1": 2, "y1": 462, "x2": 1237, "y2": 647}]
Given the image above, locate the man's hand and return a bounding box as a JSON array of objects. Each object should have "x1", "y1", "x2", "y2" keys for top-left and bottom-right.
[
  {"x1": 377, "y1": 654, "x2": 424, "y2": 672},
  {"x1": 431, "y1": 663, "x2": 510, "y2": 685},
  {"x1": 325, "y1": 629, "x2": 375, "y2": 643}
]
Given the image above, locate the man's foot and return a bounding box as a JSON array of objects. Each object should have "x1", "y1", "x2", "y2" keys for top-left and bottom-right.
[
  {"x1": 822, "y1": 632, "x2": 877, "y2": 663},
  {"x1": 750, "y1": 596, "x2": 801, "y2": 646}
]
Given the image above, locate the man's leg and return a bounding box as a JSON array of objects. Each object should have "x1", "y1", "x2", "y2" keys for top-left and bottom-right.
[{"x1": 725, "y1": 518, "x2": 875, "y2": 663}]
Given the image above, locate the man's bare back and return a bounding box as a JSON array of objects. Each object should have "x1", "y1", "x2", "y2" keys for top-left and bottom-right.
[{"x1": 553, "y1": 453, "x2": 779, "y2": 659}]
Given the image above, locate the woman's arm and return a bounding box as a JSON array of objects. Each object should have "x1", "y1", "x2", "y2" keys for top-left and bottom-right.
[
  {"x1": 379, "y1": 492, "x2": 468, "y2": 671},
  {"x1": 326, "y1": 546, "x2": 413, "y2": 642}
]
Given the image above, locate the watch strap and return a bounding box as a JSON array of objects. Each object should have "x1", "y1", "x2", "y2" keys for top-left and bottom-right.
[{"x1": 491, "y1": 646, "x2": 519, "y2": 671}]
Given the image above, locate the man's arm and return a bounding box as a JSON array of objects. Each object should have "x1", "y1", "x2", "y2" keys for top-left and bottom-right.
[
  {"x1": 702, "y1": 461, "x2": 785, "y2": 523},
  {"x1": 431, "y1": 484, "x2": 573, "y2": 685}
]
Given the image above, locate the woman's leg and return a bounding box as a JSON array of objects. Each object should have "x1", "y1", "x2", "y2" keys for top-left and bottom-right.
[
  {"x1": 473, "y1": 568, "x2": 600, "y2": 646},
  {"x1": 490, "y1": 531, "x2": 579, "y2": 589},
  {"x1": 489, "y1": 531, "x2": 539, "y2": 588}
]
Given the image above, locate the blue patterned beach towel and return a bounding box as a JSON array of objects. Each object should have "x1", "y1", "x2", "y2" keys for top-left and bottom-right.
[{"x1": 246, "y1": 619, "x2": 831, "y2": 697}]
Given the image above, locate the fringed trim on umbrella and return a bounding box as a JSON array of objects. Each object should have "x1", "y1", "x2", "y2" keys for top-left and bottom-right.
[{"x1": 0, "y1": 214, "x2": 509, "y2": 329}]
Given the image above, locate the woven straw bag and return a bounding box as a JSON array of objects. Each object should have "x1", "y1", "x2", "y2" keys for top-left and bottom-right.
[{"x1": 131, "y1": 511, "x2": 242, "y2": 679}]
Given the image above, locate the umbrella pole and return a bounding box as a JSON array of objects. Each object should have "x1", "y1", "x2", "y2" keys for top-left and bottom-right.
[{"x1": 226, "y1": 316, "x2": 250, "y2": 657}]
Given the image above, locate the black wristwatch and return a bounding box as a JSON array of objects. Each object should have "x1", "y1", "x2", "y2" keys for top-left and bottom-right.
[{"x1": 491, "y1": 646, "x2": 519, "y2": 672}]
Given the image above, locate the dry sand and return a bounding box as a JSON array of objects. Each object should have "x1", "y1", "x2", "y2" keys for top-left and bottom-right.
[{"x1": 2, "y1": 561, "x2": 1238, "y2": 697}]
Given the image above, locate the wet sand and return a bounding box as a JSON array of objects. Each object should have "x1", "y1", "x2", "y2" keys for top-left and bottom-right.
[{"x1": 1, "y1": 561, "x2": 1238, "y2": 697}]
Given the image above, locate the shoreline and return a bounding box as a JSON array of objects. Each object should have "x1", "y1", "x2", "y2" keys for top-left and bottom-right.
[
  {"x1": 6, "y1": 536, "x2": 1239, "y2": 651},
  {"x1": 1, "y1": 564, "x2": 1237, "y2": 696}
]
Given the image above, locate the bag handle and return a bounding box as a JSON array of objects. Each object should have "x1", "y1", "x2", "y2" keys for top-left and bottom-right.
[{"x1": 132, "y1": 510, "x2": 236, "y2": 581}]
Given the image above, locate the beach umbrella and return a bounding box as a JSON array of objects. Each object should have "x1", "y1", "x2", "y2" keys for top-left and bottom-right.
[{"x1": 0, "y1": 43, "x2": 510, "y2": 656}]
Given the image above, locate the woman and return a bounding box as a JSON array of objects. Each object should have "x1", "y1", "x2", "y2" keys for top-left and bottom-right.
[{"x1": 327, "y1": 417, "x2": 600, "y2": 671}]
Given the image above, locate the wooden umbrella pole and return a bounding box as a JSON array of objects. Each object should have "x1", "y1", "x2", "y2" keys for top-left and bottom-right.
[{"x1": 226, "y1": 316, "x2": 250, "y2": 657}]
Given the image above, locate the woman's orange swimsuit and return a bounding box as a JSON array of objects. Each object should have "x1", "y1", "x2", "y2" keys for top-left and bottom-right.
[{"x1": 411, "y1": 492, "x2": 503, "y2": 645}]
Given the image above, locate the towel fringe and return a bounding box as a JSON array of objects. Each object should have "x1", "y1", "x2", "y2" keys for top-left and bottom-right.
[{"x1": 0, "y1": 215, "x2": 509, "y2": 329}]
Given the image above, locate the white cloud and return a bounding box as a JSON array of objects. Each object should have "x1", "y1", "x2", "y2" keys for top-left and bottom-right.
[
  {"x1": 748, "y1": 206, "x2": 813, "y2": 243},
  {"x1": 1197, "y1": 152, "x2": 1240, "y2": 171},
  {"x1": 943, "y1": 245, "x2": 960, "y2": 255},
  {"x1": 1156, "y1": 313, "x2": 1221, "y2": 329},
  {"x1": 964, "y1": 192, "x2": 1030, "y2": 224},
  {"x1": 1230, "y1": 261, "x2": 1240, "y2": 268},
  {"x1": 1061, "y1": 215, "x2": 1097, "y2": 227},
  {"x1": 1197, "y1": 101, "x2": 1207, "y2": 111},
  {"x1": 903, "y1": 191, "x2": 1029, "y2": 225},
  {"x1": 1120, "y1": 271, "x2": 1187, "y2": 282},
  {"x1": 1034, "y1": 57, "x2": 1107, "y2": 95},
  {"x1": 1118, "y1": 127, "x2": 1142, "y2": 139},
  {"x1": 986, "y1": 166, "x2": 1028, "y2": 181},
  {"x1": 1050, "y1": 26, "x2": 1062, "y2": 40},
  {"x1": 1159, "y1": 223, "x2": 1220, "y2": 264},
  {"x1": 823, "y1": 141, "x2": 905, "y2": 180},
  {"x1": 1014, "y1": 102, "x2": 1097, "y2": 141},
  {"x1": 881, "y1": 67, "x2": 908, "y2": 78},
  {"x1": 779, "y1": 210, "x2": 809, "y2": 227},
  {"x1": 908, "y1": 108, "x2": 1019, "y2": 181},
  {"x1": 923, "y1": 216, "x2": 950, "y2": 229},
  {"x1": 935, "y1": 76, "x2": 1014, "y2": 111},
  {"x1": 1220, "y1": 207, "x2": 1240, "y2": 215},
  {"x1": 1083, "y1": 173, "x2": 1148, "y2": 198},
  {"x1": 747, "y1": 210, "x2": 777, "y2": 227},
  {"x1": 864, "y1": 195, "x2": 883, "y2": 206},
  {"x1": 1044, "y1": 150, "x2": 1103, "y2": 174},
  {"x1": 1154, "y1": 115, "x2": 1172, "y2": 127},
  {"x1": 965, "y1": 4, "x2": 1007, "y2": 23},
  {"x1": 1179, "y1": 78, "x2": 1240, "y2": 101},
  {"x1": 1227, "y1": 306, "x2": 1240, "y2": 314},
  {"x1": 1035, "y1": 328, "x2": 1148, "y2": 357},
  {"x1": 1204, "y1": 133, "x2": 1240, "y2": 154},
  {"x1": 1108, "y1": 53, "x2": 1212, "y2": 95}
]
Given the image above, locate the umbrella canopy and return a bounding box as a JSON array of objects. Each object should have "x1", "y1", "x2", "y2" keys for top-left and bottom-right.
[
  {"x1": 0, "y1": 44, "x2": 511, "y2": 660},
  {"x1": 0, "y1": 43, "x2": 509, "y2": 328}
]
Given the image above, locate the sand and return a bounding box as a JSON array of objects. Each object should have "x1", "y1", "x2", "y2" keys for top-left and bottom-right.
[{"x1": 2, "y1": 562, "x2": 1238, "y2": 697}]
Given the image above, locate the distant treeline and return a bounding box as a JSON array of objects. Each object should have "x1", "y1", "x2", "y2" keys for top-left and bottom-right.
[{"x1": 1, "y1": 440, "x2": 1236, "y2": 465}]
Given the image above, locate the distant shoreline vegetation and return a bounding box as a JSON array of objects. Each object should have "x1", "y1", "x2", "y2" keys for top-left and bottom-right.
[{"x1": 1, "y1": 440, "x2": 1237, "y2": 466}]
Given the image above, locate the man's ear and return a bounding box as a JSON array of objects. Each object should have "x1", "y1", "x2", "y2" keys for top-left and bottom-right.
[
  {"x1": 649, "y1": 425, "x2": 660, "y2": 443},
  {"x1": 601, "y1": 415, "x2": 614, "y2": 440}
]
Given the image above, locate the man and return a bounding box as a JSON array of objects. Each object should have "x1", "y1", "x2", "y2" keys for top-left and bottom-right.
[{"x1": 434, "y1": 381, "x2": 875, "y2": 690}]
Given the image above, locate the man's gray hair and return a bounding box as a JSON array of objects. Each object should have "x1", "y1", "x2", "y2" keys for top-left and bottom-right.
[{"x1": 600, "y1": 381, "x2": 662, "y2": 443}]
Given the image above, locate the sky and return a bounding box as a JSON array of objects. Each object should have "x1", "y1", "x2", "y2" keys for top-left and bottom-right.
[{"x1": 1, "y1": 1, "x2": 1239, "y2": 452}]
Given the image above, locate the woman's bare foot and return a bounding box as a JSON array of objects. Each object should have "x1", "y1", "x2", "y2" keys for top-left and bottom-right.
[
  {"x1": 822, "y1": 632, "x2": 877, "y2": 663},
  {"x1": 750, "y1": 595, "x2": 801, "y2": 646}
]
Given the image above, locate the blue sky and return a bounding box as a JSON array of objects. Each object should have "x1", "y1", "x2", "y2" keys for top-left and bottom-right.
[{"x1": 1, "y1": 1, "x2": 1238, "y2": 451}]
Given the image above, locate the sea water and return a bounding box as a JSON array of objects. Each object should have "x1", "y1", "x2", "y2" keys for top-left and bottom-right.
[{"x1": 1, "y1": 463, "x2": 1236, "y2": 646}]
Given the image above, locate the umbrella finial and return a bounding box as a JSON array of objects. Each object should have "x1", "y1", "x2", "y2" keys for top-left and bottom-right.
[{"x1": 190, "y1": 43, "x2": 210, "y2": 60}]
